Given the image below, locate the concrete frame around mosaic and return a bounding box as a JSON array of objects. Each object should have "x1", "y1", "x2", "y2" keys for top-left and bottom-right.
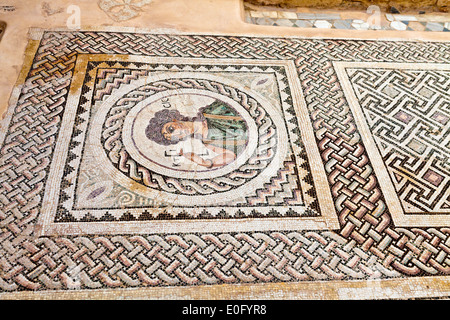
[{"x1": 0, "y1": 29, "x2": 449, "y2": 295}]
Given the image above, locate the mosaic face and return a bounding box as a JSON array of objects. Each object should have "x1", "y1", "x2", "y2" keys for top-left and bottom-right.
[{"x1": 126, "y1": 93, "x2": 251, "y2": 175}]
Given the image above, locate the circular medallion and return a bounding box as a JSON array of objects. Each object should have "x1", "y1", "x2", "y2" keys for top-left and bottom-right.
[
  {"x1": 122, "y1": 89, "x2": 259, "y2": 180},
  {"x1": 91, "y1": 73, "x2": 289, "y2": 205}
]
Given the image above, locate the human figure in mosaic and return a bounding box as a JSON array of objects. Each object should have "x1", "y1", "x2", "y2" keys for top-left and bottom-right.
[{"x1": 145, "y1": 99, "x2": 249, "y2": 168}]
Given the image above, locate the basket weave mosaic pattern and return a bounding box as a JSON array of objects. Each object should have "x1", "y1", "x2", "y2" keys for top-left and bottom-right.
[{"x1": 0, "y1": 29, "x2": 448, "y2": 296}]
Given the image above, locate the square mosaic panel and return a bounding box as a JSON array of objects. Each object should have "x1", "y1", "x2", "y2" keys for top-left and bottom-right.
[
  {"x1": 335, "y1": 62, "x2": 450, "y2": 227},
  {"x1": 0, "y1": 29, "x2": 449, "y2": 295},
  {"x1": 37, "y1": 56, "x2": 337, "y2": 236}
]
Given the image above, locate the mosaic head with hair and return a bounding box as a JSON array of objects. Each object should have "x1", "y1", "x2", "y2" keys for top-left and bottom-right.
[{"x1": 145, "y1": 109, "x2": 192, "y2": 146}]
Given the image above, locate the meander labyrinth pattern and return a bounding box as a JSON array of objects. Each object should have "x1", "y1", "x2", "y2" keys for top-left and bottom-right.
[
  {"x1": 0, "y1": 31, "x2": 449, "y2": 292},
  {"x1": 347, "y1": 68, "x2": 450, "y2": 214}
]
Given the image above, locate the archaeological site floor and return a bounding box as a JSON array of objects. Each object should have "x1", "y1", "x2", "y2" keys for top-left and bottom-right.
[{"x1": 0, "y1": 0, "x2": 448, "y2": 300}]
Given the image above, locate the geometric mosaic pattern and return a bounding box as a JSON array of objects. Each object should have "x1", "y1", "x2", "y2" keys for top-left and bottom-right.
[
  {"x1": 0, "y1": 30, "x2": 449, "y2": 294},
  {"x1": 348, "y1": 68, "x2": 450, "y2": 214}
]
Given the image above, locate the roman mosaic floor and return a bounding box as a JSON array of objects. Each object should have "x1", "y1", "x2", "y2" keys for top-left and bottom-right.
[{"x1": 0, "y1": 2, "x2": 449, "y2": 301}]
